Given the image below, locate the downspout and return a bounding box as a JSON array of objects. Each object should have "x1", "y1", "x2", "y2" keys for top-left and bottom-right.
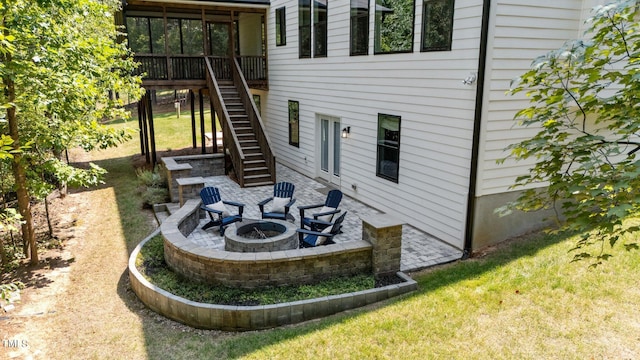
[{"x1": 462, "y1": 0, "x2": 491, "y2": 260}]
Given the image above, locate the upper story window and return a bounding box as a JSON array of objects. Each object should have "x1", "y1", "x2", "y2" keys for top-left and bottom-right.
[
  {"x1": 299, "y1": 0, "x2": 328, "y2": 58},
  {"x1": 350, "y1": 0, "x2": 369, "y2": 56},
  {"x1": 376, "y1": 113, "x2": 401, "y2": 182},
  {"x1": 209, "y1": 23, "x2": 230, "y2": 56},
  {"x1": 167, "y1": 18, "x2": 204, "y2": 55},
  {"x1": 276, "y1": 7, "x2": 286, "y2": 46},
  {"x1": 314, "y1": 0, "x2": 328, "y2": 57},
  {"x1": 126, "y1": 17, "x2": 165, "y2": 54},
  {"x1": 374, "y1": 0, "x2": 415, "y2": 54},
  {"x1": 421, "y1": 0, "x2": 454, "y2": 51}
]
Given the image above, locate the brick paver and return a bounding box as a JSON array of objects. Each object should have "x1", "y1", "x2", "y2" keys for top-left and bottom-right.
[{"x1": 184, "y1": 163, "x2": 462, "y2": 272}]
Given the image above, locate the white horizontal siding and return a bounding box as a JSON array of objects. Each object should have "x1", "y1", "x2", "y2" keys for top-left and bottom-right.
[
  {"x1": 265, "y1": 0, "x2": 484, "y2": 248},
  {"x1": 477, "y1": 0, "x2": 587, "y2": 196}
]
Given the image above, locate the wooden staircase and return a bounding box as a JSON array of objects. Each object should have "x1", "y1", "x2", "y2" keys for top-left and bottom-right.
[
  {"x1": 205, "y1": 57, "x2": 276, "y2": 188},
  {"x1": 218, "y1": 81, "x2": 273, "y2": 187}
]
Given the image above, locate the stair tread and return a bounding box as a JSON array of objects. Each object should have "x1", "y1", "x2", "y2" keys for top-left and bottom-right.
[
  {"x1": 244, "y1": 174, "x2": 272, "y2": 179},
  {"x1": 244, "y1": 181, "x2": 275, "y2": 188}
]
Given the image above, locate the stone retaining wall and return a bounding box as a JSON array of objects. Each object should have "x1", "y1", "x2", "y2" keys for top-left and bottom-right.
[
  {"x1": 162, "y1": 154, "x2": 224, "y2": 202},
  {"x1": 161, "y1": 199, "x2": 373, "y2": 289},
  {"x1": 129, "y1": 231, "x2": 418, "y2": 331}
]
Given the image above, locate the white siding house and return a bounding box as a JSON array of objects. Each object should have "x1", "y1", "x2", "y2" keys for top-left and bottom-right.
[{"x1": 258, "y1": 0, "x2": 601, "y2": 251}]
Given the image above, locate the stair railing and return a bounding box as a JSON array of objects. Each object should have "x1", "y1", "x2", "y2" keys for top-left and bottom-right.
[
  {"x1": 204, "y1": 57, "x2": 246, "y2": 187},
  {"x1": 231, "y1": 57, "x2": 276, "y2": 184}
]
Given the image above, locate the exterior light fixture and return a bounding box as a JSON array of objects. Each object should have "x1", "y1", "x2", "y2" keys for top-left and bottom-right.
[{"x1": 341, "y1": 126, "x2": 351, "y2": 138}]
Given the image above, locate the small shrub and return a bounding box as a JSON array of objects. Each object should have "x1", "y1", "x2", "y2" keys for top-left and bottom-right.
[
  {"x1": 136, "y1": 166, "x2": 166, "y2": 188},
  {"x1": 141, "y1": 187, "x2": 169, "y2": 208},
  {"x1": 136, "y1": 166, "x2": 168, "y2": 207}
]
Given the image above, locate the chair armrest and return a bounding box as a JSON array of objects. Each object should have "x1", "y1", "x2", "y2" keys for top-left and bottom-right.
[
  {"x1": 222, "y1": 201, "x2": 244, "y2": 216},
  {"x1": 258, "y1": 197, "x2": 273, "y2": 213},
  {"x1": 298, "y1": 203, "x2": 323, "y2": 218},
  {"x1": 257, "y1": 197, "x2": 273, "y2": 206},
  {"x1": 296, "y1": 228, "x2": 336, "y2": 237},
  {"x1": 312, "y1": 208, "x2": 341, "y2": 219},
  {"x1": 298, "y1": 203, "x2": 324, "y2": 211},
  {"x1": 306, "y1": 218, "x2": 333, "y2": 227},
  {"x1": 284, "y1": 198, "x2": 297, "y2": 210},
  {"x1": 223, "y1": 200, "x2": 245, "y2": 208},
  {"x1": 200, "y1": 205, "x2": 222, "y2": 215}
]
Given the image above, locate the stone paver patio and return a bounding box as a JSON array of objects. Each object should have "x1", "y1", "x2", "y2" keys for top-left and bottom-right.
[{"x1": 178, "y1": 163, "x2": 462, "y2": 272}]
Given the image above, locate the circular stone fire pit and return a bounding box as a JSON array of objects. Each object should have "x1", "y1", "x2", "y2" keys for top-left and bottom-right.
[{"x1": 225, "y1": 219, "x2": 298, "y2": 252}]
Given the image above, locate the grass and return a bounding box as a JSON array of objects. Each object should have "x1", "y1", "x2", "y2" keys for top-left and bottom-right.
[
  {"x1": 107, "y1": 106, "x2": 220, "y2": 156},
  {"x1": 209, "y1": 232, "x2": 640, "y2": 359},
  {"x1": 12, "y1": 108, "x2": 638, "y2": 359},
  {"x1": 136, "y1": 235, "x2": 376, "y2": 305},
  {"x1": 109, "y1": 113, "x2": 640, "y2": 358}
]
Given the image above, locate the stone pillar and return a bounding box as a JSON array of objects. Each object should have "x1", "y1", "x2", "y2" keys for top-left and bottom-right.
[
  {"x1": 361, "y1": 214, "x2": 403, "y2": 278},
  {"x1": 177, "y1": 177, "x2": 205, "y2": 207}
]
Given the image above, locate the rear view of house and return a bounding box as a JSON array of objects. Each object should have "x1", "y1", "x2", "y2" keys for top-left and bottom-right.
[{"x1": 122, "y1": 0, "x2": 605, "y2": 253}]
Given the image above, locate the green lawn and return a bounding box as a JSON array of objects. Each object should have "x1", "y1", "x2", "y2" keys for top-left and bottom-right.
[
  {"x1": 204, "y1": 232, "x2": 639, "y2": 359},
  {"x1": 96, "y1": 111, "x2": 640, "y2": 359},
  {"x1": 106, "y1": 107, "x2": 220, "y2": 156}
]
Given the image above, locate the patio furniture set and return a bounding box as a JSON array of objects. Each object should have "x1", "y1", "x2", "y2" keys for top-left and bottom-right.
[{"x1": 199, "y1": 181, "x2": 347, "y2": 248}]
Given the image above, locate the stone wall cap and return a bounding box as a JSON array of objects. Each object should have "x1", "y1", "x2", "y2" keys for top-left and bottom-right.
[
  {"x1": 361, "y1": 214, "x2": 404, "y2": 228},
  {"x1": 176, "y1": 177, "x2": 205, "y2": 186},
  {"x1": 161, "y1": 157, "x2": 192, "y2": 171}
]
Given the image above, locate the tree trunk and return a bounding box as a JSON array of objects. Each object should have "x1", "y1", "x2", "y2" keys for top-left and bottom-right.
[
  {"x1": 3, "y1": 53, "x2": 38, "y2": 265},
  {"x1": 0, "y1": 235, "x2": 7, "y2": 267},
  {"x1": 45, "y1": 194, "x2": 53, "y2": 237}
]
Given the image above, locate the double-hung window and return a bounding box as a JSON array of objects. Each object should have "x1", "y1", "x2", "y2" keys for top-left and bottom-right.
[
  {"x1": 374, "y1": 0, "x2": 415, "y2": 54},
  {"x1": 289, "y1": 101, "x2": 300, "y2": 147},
  {"x1": 421, "y1": 0, "x2": 454, "y2": 52},
  {"x1": 350, "y1": 0, "x2": 369, "y2": 55},
  {"x1": 299, "y1": 0, "x2": 327, "y2": 58},
  {"x1": 276, "y1": 7, "x2": 286, "y2": 46},
  {"x1": 376, "y1": 114, "x2": 401, "y2": 182}
]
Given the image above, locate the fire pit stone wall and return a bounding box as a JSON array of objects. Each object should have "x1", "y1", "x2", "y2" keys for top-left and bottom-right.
[{"x1": 161, "y1": 199, "x2": 373, "y2": 289}]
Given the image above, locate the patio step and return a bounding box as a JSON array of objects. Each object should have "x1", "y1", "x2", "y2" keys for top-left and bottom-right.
[{"x1": 243, "y1": 174, "x2": 273, "y2": 187}]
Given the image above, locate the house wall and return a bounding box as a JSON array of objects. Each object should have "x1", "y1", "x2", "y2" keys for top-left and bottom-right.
[
  {"x1": 263, "y1": 0, "x2": 485, "y2": 249},
  {"x1": 239, "y1": 13, "x2": 264, "y2": 56},
  {"x1": 262, "y1": 0, "x2": 606, "y2": 251},
  {"x1": 472, "y1": 0, "x2": 597, "y2": 249}
]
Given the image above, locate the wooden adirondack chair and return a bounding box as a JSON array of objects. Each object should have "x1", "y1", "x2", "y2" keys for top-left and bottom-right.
[
  {"x1": 258, "y1": 182, "x2": 296, "y2": 221},
  {"x1": 200, "y1": 187, "x2": 245, "y2": 235},
  {"x1": 297, "y1": 211, "x2": 347, "y2": 247},
  {"x1": 298, "y1": 189, "x2": 343, "y2": 230}
]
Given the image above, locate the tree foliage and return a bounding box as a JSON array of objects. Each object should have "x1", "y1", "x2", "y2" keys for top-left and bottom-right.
[
  {"x1": 0, "y1": 0, "x2": 142, "y2": 263},
  {"x1": 502, "y1": 0, "x2": 640, "y2": 264}
]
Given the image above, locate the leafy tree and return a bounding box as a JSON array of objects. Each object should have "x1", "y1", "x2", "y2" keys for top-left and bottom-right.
[
  {"x1": 0, "y1": 0, "x2": 142, "y2": 264},
  {"x1": 502, "y1": 0, "x2": 640, "y2": 264}
]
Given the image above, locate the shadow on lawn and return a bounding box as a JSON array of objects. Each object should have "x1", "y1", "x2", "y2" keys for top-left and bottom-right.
[
  {"x1": 205, "y1": 232, "x2": 566, "y2": 358},
  {"x1": 98, "y1": 152, "x2": 566, "y2": 359}
]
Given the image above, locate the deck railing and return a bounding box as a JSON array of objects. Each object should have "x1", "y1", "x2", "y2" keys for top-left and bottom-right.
[
  {"x1": 204, "y1": 57, "x2": 245, "y2": 186},
  {"x1": 230, "y1": 57, "x2": 275, "y2": 184},
  {"x1": 134, "y1": 55, "x2": 266, "y2": 86}
]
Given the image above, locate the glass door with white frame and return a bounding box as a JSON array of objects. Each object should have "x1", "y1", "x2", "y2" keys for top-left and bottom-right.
[{"x1": 319, "y1": 116, "x2": 341, "y2": 184}]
